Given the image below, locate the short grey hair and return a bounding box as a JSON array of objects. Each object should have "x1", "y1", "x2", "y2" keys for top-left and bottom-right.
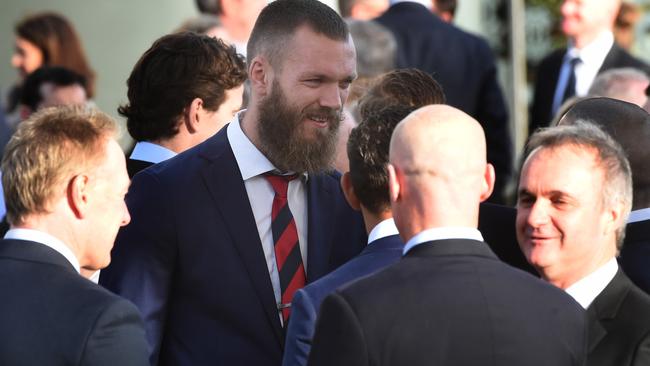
[
  {"x1": 588, "y1": 67, "x2": 649, "y2": 99},
  {"x1": 524, "y1": 122, "x2": 633, "y2": 248},
  {"x1": 348, "y1": 20, "x2": 396, "y2": 78}
]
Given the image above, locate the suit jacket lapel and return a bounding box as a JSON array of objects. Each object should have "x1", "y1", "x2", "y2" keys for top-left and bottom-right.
[
  {"x1": 198, "y1": 130, "x2": 285, "y2": 346},
  {"x1": 305, "y1": 174, "x2": 335, "y2": 283},
  {"x1": 586, "y1": 269, "x2": 630, "y2": 352},
  {"x1": 599, "y1": 43, "x2": 620, "y2": 73}
]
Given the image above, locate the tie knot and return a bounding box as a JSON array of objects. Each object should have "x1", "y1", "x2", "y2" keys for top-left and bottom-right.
[
  {"x1": 264, "y1": 173, "x2": 298, "y2": 197},
  {"x1": 569, "y1": 56, "x2": 581, "y2": 67}
]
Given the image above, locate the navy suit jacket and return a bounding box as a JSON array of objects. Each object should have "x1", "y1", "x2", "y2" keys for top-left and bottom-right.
[
  {"x1": 282, "y1": 234, "x2": 403, "y2": 366},
  {"x1": 0, "y1": 239, "x2": 149, "y2": 366},
  {"x1": 100, "y1": 126, "x2": 366, "y2": 365},
  {"x1": 376, "y1": 2, "x2": 512, "y2": 202},
  {"x1": 308, "y1": 239, "x2": 587, "y2": 366},
  {"x1": 530, "y1": 43, "x2": 650, "y2": 133},
  {"x1": 586, "y1": 268, "x2": 650, "y2": 366},
  {"x1": 619, "y1": 219, "x2": 650, "y2": 295}
]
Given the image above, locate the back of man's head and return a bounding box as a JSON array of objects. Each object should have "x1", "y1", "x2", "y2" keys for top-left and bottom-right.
[
  {"x1": 2, "y1": 106, "x2": 117, "y2": 226},
  {"x1": 559, "y1": 97, "x2": 650, "y2": 210},
  {"x1": 587, "y1": 67, "x2": 649, "y2": 107},
  {"x1": 20, "y1": 66, "x2": 87, "y2": 112},
  {"x1": 119, "y1": 32, "x2": 246, "y2": 143},
  {"x1": 388, "y1": 105, "x2": 494, "y2": 238},
  {"x1": 347, "y1": 69, "x2": 445, "y2": 214},
  {"x1": 247, "y1": 0, "x2": 349, "y2": 68}
]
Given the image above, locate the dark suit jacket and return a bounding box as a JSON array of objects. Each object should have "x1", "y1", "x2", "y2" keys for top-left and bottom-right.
[
  {"x1": 100, "y1": 126, "x2": 366, "y2": 366},
  {"x1": 586, "y1": 268, "x2": 650, "y2": 366},
  {"x1": 282, "y1": 234, "x2": 403, "y2": 366},
  {"x1": 127, "y1": 158, "x2": 154, "y2": 179},
  {"x1": 0, "y1": 239, "x2": 149, "y2": 366},
  {"x1": 308, "y1": 239, "x2": 587, "y2": 366},
  {"x1": 530, "y1": 43, "x2": 650, "y2": 133},
  {"x1": 376, "y1": 2, "x2": 512, "y2": 202},
  {"x1": 479, "y1": 202, "x2": 537, "y2": 275},
  {"x1": 619, "y1": 219, "x2": 650, "y2": 294}
]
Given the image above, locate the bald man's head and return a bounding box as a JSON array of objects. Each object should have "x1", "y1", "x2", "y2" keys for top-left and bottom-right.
[{"x1": 388, "y1": 105, "x2": 495, "y2": 239}]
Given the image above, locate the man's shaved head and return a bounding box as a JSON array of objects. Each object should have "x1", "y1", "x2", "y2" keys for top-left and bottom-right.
[{"x1": 388, "y1": 105, "x2": 494, "y2": 240}]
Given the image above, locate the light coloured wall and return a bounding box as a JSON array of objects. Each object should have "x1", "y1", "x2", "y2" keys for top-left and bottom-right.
[{"x1": 0, "y1": 0, "x2": 198, "y2": 148}]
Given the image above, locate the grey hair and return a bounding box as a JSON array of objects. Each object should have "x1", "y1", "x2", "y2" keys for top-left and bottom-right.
[{"x1": 588, "y1": 67, "x2": 649, "y2": 99}]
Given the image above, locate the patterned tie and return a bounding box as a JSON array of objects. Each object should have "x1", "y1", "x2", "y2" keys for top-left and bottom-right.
[{"x1": 264, "y1": 173, "x2": 306, "y2": 323}]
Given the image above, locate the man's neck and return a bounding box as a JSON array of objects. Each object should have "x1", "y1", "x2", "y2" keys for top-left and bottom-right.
[
  {"x1": 361, "y1": 206, "x2": 393, "y2": 235},
  {"x1": 571, "y1": 29, "x2": 610, "y2": 50}
]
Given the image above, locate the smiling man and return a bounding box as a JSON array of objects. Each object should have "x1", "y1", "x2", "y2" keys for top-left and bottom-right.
[
  {"x1": 517, "y1": 122, "x2": 650, "y2": 366},
  {"x1": 99, "y1": 1, "x2": 367, "y2": 365}
]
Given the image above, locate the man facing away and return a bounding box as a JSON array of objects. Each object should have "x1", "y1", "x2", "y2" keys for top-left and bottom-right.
[
  {"x1": 0, "y1": 106, "x2": 148, "y2": 365},
  {"x1": 517, "y1": 122, "x2": 650, "y2": 366},
  {"x1": 100, "y1": 1, "x2": 367, "y2": 364},
  {"x1": 282, "y1": 68, "x2": 446, "y2": 366},
  {"x1": 118, "y1": 32, "x2": 246, "y2": 178},
  {"x1": 308, "y1": 105, "x2": 586, "y2": 366}
]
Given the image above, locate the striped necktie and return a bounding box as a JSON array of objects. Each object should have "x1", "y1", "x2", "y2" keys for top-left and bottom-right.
[{"x1": 264, "y1": 173, "x2": 306, "y2": 323}]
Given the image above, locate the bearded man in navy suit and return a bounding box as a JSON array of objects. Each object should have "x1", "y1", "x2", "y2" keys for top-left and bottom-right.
[{"x1": 99, "y1": 1, "x2": 366, "y2": 365}]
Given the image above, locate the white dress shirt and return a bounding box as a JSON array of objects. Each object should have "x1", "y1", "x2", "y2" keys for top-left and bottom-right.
[
  {"x1": 403, "y1": 227, "x2": 484, "y2": 255},
  {"x1": 227, "y1": 112, "x2": 308, "y2": 320},
  {"x1": 628, "y1": 207, "x2": 650, "y2": 224},
  {"x1": 565, "y1": 257, "x2": 618, "y2": 309},
  {"x1": 5, "y1": 228, "x2": 80, "y2": 273},
  {"x1": 552, "y1": 31, "x2": 614, "y2": 114},
  {"x1": 129, "y1": 141, "x2": 177, "y2": 164},
  {"x1": 367, "y1": 218, "x2": 400, "y2": 245}
]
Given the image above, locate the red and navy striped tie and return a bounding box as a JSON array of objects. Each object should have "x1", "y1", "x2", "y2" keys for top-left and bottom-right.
[{"x1": 265, "y1": 173, "x2": 306, "y2": 323}]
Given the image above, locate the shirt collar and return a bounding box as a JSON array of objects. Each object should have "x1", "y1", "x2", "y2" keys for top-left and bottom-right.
[
  {"x1": 390, "y1": 0, "x2": 431, "y2": 9},
  {"x1": 4, "y1": 228, "x2": 80, "y2": 273},
  {"x1": 367, "y1": 218, "x2": 399, "y2": 245},
  {"x1": 628, "y1": 207, "x2": 650, "y2": 223},
  {"x1": 129, "y1": 141, "x2": 177, "y2": 164},
  {"x1": 567, "y1": 30, "x2": 613, "y2": 65},
  {"x1": 565, "y1": 257, "x2": 618, "y2": 309},
  {"x1": 227, "y1": 111, "x2": 308, "y2": 181},
  {"x1": 403, "y1": 227, "x2": 483, "y2": 255}
]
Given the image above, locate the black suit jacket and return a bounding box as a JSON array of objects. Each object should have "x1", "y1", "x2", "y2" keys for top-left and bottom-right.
[
  {"x1": 0, "y1": 239, "x2": 149, "y2": 366},
  {"x1": 308, "y1": 239, "x2": 586, "y2": 366},
  {"x1": 375, "y1": 2, "x2": 512, "y2": 203},
  {"x1": 619, "y1": 219, "x2": 650, "y2": 294},
  {"x1": 100, "y1": 125, "x2": 366, "y2": 365},
  {"x1": 530, "y1": 43, "x2": 650, "y2": 133},
  {"x1": 587, "y1": 268, "x2": 650, "y2": 366},
  {"x1": 126, "y1": 158, "x2": 154, "y2": 179}
]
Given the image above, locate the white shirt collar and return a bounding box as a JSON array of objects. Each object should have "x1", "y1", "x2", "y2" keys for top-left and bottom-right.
[
  {"x1": 129, "y1": 141, "x2": 177, "y2": 164},
  {"x1": 367, "y1": 218, "x2": 399, "y2": 245},
  {"x1": 628, "y1": 207, "x2": 650, "y2": 223},
  {"x1": 567, "y1": 30, "x2": 613, "y2": 66},
  {"x1": 227, "y1": 111, "x2": 308, "y2": 181},
  {"x1": 390, "y1": 0, "x2": 431, "y2": 9},
  {"x1": 565, "y1": 257, "x2": 618, "y2": 309},
  {"x1": 4, "y1": 228, "x2": 80, "y2": 273},
  {"x1": 403, "y1": 227, "x2": 484, "y2": 255}
]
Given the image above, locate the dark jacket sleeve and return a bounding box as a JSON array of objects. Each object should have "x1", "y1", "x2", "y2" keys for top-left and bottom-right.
[
  {"x1": 80, "y1": 298, "x2": 149, "y2": 366},
  {"x1": 307, "y1": 292, "x2": 368, "y2": 366}
]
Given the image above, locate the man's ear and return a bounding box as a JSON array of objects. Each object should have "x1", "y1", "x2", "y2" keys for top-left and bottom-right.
[
  {"x1": 479, "y1": 163, "x2": 495, "y2": 202},
  {"x1": 387, "y1": 163, "x2": 401, "y2": 204},
  {"x1": 248, "y1": 56, "x2": 272, "y2": 97},
  {"x1": 67, "y1": 174, "x2": 90, "y2": 219},
  {"x1": 341, "y1": 172, "x2": 361, "y2": 211},
  {"x1": 184, "y1": 98, "x2": 204, "y2": 134}
]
